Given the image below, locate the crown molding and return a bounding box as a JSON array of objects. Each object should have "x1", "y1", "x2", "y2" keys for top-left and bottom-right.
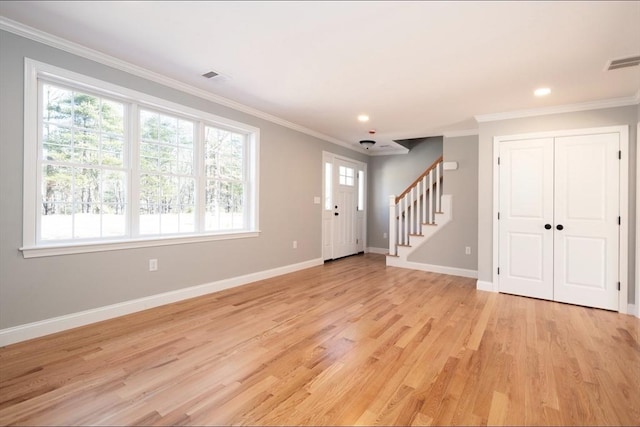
[
  {"x1": 475, "y1": 95, "x2": 640, "y2": 123},
  {"x1": 442, "y1": 129, "x2": 479, "y2": 138},
  {"x1": 368, "y1": 146, "x2": 410, "y2": 156},
  {"x1": 0, "y1": 17, "x2": 367, "y2": 155}
]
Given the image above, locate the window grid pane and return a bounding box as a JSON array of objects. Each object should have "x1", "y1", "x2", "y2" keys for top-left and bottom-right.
[
  {"x1": 339, "y1": 165, "x2": 354, "y2": 186},
  {"x1": 204, "y1": 126, "x2": 247, "y2": 232},
  {"x1": 40, "y1": 83, "x2": 127, "y2": 242},
  {"x1": 138, "y1": 110, "x2": 195, "y2": 236}
]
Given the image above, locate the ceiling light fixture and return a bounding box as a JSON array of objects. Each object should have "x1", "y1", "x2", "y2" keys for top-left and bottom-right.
[
  {"x1": 534, "y1": 87, "x2": 551, "y2": 97},
  {"x1": 360, "y1": 140, "x2": 376, "y2": 149},
  {"x1": 357, "y1": 114, "x2": 369, "y2": 122},
  {"x1": 360, "y1": 129, "x2": 377, "y2": 149}
]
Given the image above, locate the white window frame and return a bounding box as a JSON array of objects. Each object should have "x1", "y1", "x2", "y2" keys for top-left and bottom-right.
[{"x1": 22, "y1": 58, "x2": 260, "y2": 258}]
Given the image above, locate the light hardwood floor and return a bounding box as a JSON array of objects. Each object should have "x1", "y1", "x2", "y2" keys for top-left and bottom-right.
[{"x1": 0, "y1": 254, "x2": 638, "y2": 426}]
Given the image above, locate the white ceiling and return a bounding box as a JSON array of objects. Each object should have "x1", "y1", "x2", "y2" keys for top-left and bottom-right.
[{"x1": 1, "y1": 1, "x2": 639, "y2": 154}]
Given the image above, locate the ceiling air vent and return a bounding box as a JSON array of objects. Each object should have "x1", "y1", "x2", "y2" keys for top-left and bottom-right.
[
  {"x1": 607, "y1": 55, "x2": 640, "y2": 71},
  {"x1": 202, "y1": 70, "x2": 219, "y2": 78}
]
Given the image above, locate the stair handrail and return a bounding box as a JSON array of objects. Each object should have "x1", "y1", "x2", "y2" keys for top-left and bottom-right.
[{"x1": 395, "y1": 155, "x2": 444, "y2": 204}]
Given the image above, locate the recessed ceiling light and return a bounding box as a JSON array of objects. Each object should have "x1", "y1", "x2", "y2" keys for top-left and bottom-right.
[
  {"x1": 357, "y1": 114, "x2": 369, "y2": 122},
  {"x1": 534, "y1": 87, "x2": 551, "y2": 97}
]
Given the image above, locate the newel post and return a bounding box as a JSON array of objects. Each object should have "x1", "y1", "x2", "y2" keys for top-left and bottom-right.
[{"x1": 389, "y1": 195, "x2": 397, "y2": 256}]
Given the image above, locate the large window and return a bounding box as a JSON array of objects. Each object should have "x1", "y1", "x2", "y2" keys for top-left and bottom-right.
[{"x1": 23, "y1": 59, "x2": 259, "y2": 257}]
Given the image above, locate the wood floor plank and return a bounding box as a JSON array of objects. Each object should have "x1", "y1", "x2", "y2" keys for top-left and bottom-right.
[{"x1": 0, "y1": 254, "x2": 638, "y2": 426}]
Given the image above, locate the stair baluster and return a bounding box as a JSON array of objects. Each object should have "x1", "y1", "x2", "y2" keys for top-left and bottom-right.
[
  {"x1": 387, "y1": 156, "x2": 445, "y2": 260},
  {"x1": 422, "y1": 175, "x2": 427, "y2": 225},
  {"x1": 388, "y1": 195, "x2": 397, "y2": 256},
  {"x1": 436, "y1": 162, "x2": 441, "y2": 214}
]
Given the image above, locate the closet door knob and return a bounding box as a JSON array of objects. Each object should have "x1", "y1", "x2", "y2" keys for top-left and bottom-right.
[
  {"x1": 556, "y1": 224, "x2": 564, "y2": 231},
  {"x1": 544, "y1": 224, "x2": 552, "y2": 230}
]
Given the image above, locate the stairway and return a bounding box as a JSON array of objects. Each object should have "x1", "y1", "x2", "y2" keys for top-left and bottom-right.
[{"x1": 386, "y1": 157, "x2": 452, "y2": 267}]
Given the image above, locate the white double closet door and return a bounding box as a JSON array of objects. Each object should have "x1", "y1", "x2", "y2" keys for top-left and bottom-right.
[{"x1": 498, "y1": 131, "x2": 620, "y2": 311}]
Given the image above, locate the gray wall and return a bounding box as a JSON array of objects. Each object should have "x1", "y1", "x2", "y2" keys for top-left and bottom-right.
[
  {"x1": 367, "y1": 137, "x2": 443, "y2": 249},
  {"x1": 0, "y1": 30, "x2": 368, "y2": 329},
  {"x1": 408, "y1": 135, "x2": 478, "y2": 271},
  {"x1": 477, "y1": 105, "x2": 639, "y2": 304}
]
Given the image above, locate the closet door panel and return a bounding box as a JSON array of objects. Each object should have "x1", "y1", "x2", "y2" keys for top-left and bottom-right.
[
  {"x1": 498, "y1": 138, "x2": 554, "y2": 300},
  {"x1": 553, "y1": 133, "x2": 619, "y2": 310}
]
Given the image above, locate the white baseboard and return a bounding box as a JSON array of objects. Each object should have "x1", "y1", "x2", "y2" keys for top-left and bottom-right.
[
  {"x1": 477, "y1": 284, "x2": 637, "y2": 314},
  {"x1": 366, "y1": 247, "x2": 388, "y2": 255},
  {"x1": 386, "y1": 257, "x2": 477, "y2": 279},
  {"x1": 0, "y1": 258, "x2": 324, "y2": 347},
  {"x1": 476, "y1": 280, "x2": 496, "y2": 292}
]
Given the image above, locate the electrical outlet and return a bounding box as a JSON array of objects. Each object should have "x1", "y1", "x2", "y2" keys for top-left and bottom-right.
[
  {"x1": 149, "y1": 259, "x2": 158, "y2": 271},
  {"x1": 465, "y1": 247, "x2": 471, "y2": 255},
  {"x1": 293, "y1": 240, "x2": 298, "y2": 249}
]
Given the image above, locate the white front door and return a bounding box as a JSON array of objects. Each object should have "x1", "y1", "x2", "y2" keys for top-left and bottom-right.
[
  {"x1": 498, "y1": 138, "x2": 554, "y2": 300},
  {"x1": 332, "y1": 158, "x2": 357, "y2": 259},
  {"x1": 322, "y1": 153, "x2": 365, "y2": 261},
  {"x1": 553, "y1": 133, "x2": 619, "y2": 310}
]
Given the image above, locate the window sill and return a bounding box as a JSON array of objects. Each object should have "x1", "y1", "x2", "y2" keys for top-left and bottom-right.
[{"x1": 20, "y1": 231, "x2": 261, "y2": 258}]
